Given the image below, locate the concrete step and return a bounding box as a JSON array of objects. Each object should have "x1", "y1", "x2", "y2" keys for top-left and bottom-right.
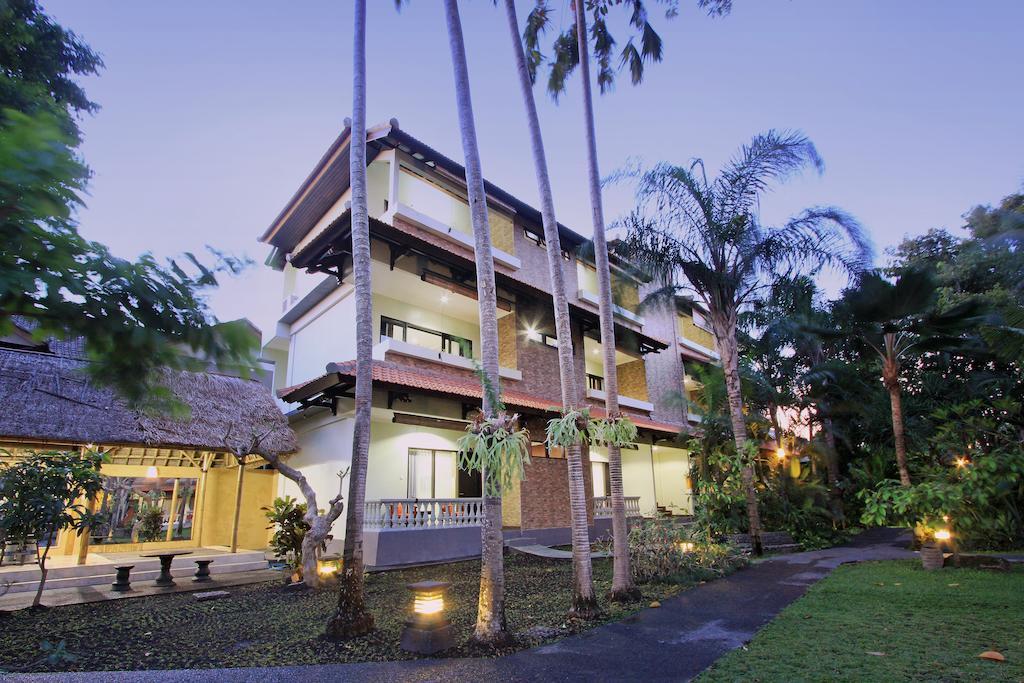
[{"x1": 2, "y1": 553, "x2": 268, "y2": 594}]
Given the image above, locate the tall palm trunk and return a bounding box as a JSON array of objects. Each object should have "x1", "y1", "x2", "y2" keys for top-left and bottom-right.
[
  {"x1": 571, "y1": 0, "x2": 628, "y2": 609},
  {"x1": 504, "y1": 0, "x2": 612, "y2": 611},
  {"x1": 820, "y1": 414, "x2": 845, "y2": 522},
  {"x1": 711, "y1": 310, "x2": 763, "y2": 556},
  {"x1": 327, "y1": 0, "x2": 374, "y2": 638},
  {"x1": 443, "y1": 0, "x2": 509, "y2": 644},
  {"x1": 881, "y1": 343, "x2": 911, "y2": 487}
]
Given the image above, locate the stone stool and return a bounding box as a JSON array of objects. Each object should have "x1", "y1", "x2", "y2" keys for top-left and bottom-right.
[
  {"x1": 111, "y1": 565, "x2": 134, "y2": 592},
  {"x1": 193, "y1": 559, "x2": 214, "y2": 583}
]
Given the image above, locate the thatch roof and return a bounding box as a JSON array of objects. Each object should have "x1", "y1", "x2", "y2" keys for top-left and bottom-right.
[{"x1": 0, "y1": 347, "x2": 296, "y2": 457}]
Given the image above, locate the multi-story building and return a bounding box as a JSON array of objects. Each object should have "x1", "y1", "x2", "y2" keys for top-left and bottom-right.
[{"x1": 259, "y1": 120, "x2": 719, "y2": 567}]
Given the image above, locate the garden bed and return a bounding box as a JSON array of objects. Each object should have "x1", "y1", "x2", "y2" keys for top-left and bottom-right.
[
  {"x1": 0, "y1": 552, "x2": 725, "y2": 673},
  {"x1": 699, "y1": 560, "x2": 1024, "y2": 682}
]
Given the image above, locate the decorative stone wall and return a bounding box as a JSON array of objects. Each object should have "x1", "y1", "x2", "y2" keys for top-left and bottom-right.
[
  {"x1": 498, "y1": 312, "x2": 518, "y2": 371},
  {"x1": 617, "y1": 359, "x2": 649, "y2": 402},
  {"x1": 519, "y1": 445, "x2": 594, "y2": 530}
]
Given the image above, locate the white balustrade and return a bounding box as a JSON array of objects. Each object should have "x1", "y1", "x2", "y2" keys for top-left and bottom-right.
[
  {"x1": 363, "y1": 498, "x2": 484, "y2": 530},
  {"x1": 593, "y1": 496, "x2": 642, "y2": 519}
]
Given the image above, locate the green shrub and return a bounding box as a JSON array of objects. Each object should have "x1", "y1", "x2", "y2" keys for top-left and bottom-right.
[
  {"x1": 859, "y1": 399, "x2": 1024, "y2": 550},
  {"x1": 262, "y1": 496, "x2": 310, "y2": 569},
  {"x1": 625, "y1": 517, "x2": 744, "y2": 584}
]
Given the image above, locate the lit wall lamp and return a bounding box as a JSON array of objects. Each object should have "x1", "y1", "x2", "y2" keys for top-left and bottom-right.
[
  {"x1": 146, "y1": 466, "x2": 159, "y2": 479},
  {"x1": 400, "y1": 580, "x2": 454, "y2": 654}
]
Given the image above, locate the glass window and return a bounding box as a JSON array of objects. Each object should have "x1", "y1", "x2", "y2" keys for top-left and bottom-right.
[
  {"x1": 591, "y1": 462, "x2": 610, "y2": 497},
  {"x1": 93, "y1": 476, "x2": 198, "y2": 545},
  {"x1": 407, "y1": 449, "x2": 472, "y2": 498}
]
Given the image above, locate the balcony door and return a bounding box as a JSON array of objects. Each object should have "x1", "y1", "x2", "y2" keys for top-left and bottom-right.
[{"x1": 408, "y1": 448, "x2": 482, "y2": 499}]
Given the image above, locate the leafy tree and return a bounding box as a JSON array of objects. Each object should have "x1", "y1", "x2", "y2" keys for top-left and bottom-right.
[
  {"x1": 263, "y1": 496, "x2": 312, "y2": 571},
  {"x1": 831, "y1": 267, "x2": 987, "y2": 487},
  {"x1": 618, "y1": 131, "x2": 870, "y2": 554},
  {"x1": 523, "y1": 0, "x2": 731, "y2": 609},
  {"x1": 0, "y1": 449, "x2": 104, "y2": 608},
  {"x1": 0, "y1": 2, "x2": 257, "y2": 411},
  {"x1": 506, "y1": 0, "x2": 629, "y2": 607}
]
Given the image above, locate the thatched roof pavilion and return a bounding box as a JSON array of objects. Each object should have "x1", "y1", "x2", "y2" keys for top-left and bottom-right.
[{"x1": 0, "y1": 347, "x2": 296, "y2": 458}]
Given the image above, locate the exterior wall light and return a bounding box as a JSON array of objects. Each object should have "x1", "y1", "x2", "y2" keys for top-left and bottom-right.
[
  {"x1": 146, "y1": 466, "x2": 159, "y2": 479},
  {"x1": 934, "y1": 528, "x2": 952, "y2": 542},
  {"x1": 954, "y1": 457, "x2": 969, "y2": 468},
  {"x1": 775, "y1": 447, "x2": 786, "y2": 461},
  {"x1": 400, "y1": 580, "x2": 454, "y2": 654}
]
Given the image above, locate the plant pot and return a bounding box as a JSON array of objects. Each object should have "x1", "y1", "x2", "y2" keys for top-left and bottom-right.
[{"x1": 920, "y1": 544, "x2": 944, "y2": 570}]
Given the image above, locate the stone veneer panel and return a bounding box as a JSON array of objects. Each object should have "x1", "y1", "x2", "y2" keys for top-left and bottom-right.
[
  {"x1": 519, "y1": 445, "x2": 594, "y2": 530},
  {"x1": 617, "y1": 359, "x2": 649, "y2": 402},
  {"x1": 498, "y1": 312, "x2": 518, "y2": 371}
]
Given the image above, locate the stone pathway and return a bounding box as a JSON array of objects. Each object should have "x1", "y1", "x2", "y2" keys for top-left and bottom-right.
[
  {"x1": 8, "y1": 528, "x2": 915, "y2": 683},
  {"x1": 510, "y1": 544, "x2": 611, "y2": 559}
]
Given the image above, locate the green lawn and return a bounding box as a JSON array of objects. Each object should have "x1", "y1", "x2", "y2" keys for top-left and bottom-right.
[{"x1": 700, "y1": 560, "x2": 1024, "y2": 682}]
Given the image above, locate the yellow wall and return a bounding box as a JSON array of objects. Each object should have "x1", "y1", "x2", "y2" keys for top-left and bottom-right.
[
  {"x1": 199, "y1": 467, "x2": 276, "y2": 550},
  {"x1": 679, "y1": 313, "x2": 715, "y2": 350},
  {"x1": 652, "y1": 445, "x2": 693, "y2": 514}
]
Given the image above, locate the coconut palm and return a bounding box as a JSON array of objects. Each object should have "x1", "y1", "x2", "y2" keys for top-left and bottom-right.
[
  {"x1": 442, "y1": 0, "x2": 513, "y2": 645},
  {"x1": 618, "y1": 131, "x2": 872, "y2": 554},
  {"x1": 830, "y1": 267, "x2": 987, "y2": 487},
  {"x1": 502, "y1": 0, "x2": 608, "y2": 611},
  {"x1": 524, "y1": 0, "x2": 730, "y2": 600},
  {"x1": 327, "y1": 0, "x2": 374, "y2": 638}
]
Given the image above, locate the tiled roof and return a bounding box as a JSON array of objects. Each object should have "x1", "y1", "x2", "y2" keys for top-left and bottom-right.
[{"x1": 279, "y1": 359, "x2": 685, "y2": 437}]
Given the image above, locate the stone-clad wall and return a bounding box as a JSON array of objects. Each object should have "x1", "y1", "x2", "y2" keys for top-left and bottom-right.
[
  {"x1": 519, "y1": 446, "x2": 594, "y2": 530},
  {"x1": 498, "y1": 312, "x2": 518, "y2": 370},
  {"x1": 617, "y1": 359, "x2": 649, "y2": 402},
  {"x1": 639, "y1": 281, "x2": 688, "y2": 425}
]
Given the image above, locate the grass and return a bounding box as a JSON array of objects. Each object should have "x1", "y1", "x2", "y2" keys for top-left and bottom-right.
[
  {"x1": 0, "y1": 552, "x2": 724, "y2": 673},
  {"x1": 699, "y1": 560, "x2": 1024, "y2": 683}
]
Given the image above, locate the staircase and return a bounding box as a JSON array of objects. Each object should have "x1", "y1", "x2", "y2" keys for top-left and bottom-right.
[{"x1": 0, "y1": 549, "x2": 267, "y2": 594}]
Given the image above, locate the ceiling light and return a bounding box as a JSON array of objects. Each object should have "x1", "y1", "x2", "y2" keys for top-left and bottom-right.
[{"x1": 440, "y1": 293, "x2": 449, "y2": 304}]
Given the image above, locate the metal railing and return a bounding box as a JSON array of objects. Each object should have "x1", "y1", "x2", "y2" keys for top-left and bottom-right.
[
  {"x1": 586, "y1": 373, "x2": 604, "y2": 391},
  {"x1": 593, "y1": 496, "x2": 642, "y2": 519},
  {"x1": 363, "y1": 498, "x2": 484, "y2": 530}
]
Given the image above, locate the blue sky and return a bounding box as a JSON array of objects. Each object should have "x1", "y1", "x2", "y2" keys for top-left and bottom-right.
[{"x1": 43, "y1": 0, "x2": 1024, "y2": 336}]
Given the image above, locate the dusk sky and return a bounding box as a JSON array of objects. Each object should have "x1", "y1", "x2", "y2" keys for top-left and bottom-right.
[{"x1": 43, "y1": 0, "x2": 1024, "y2": 339}]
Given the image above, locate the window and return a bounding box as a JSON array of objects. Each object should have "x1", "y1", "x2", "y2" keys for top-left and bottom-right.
[
  {"x1": 692, "y1": 308, "x2": 711, "y2": 332},
  {"x1": 408, "y1": 448, "x2": 482, "y2": 499},
  {"x1": 591, "y1": 462, "x2": 610, "y2": 497},
  {"x1": 522, "y1": 228, "x2": 571, "y2": 260},
  {"x1": 526, "y1": 328, "x2": 559, "y2": 348},
  {"x1": 530, "y1": 442, "x2": 565, "y2": 459},
  {"x1": 587, "y1": 374, "x2": 605, "y2": 391},
  {"x1": 407, "y1": 449, "x2": 456, "y2": 498},
  {"x1": 381, "y1": 316, "x2": 473, "y2": 357}
]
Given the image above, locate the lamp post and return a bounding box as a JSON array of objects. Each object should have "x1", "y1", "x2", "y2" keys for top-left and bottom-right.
[
  {"x1": 317, "y1": 554, "x2": 342, "y2": 586},
  {"x1": 400, "y1": 580, "x2": 454, "y2": 655}
]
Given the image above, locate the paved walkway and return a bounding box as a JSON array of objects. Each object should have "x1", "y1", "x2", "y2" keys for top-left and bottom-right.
[
  {"x1": 511, "y1": 544, "x2": 611, "y2": 559},
  {"x1": 9, "y1": 528, "x2": 914, "y2": 683}
]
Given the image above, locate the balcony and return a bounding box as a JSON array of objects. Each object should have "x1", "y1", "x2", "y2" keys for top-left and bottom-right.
[
  {"x1": 577, "y1": 288, "x2": 645, "y2": 326},
  {"x1": 678, "y1": 314, "x2": 719, "y2": 360},
  {"x1": 593, "y1": 496, "x2": 643, "y2": 518},
  {"x1": 363, "y1": 498, "x2": 484, "y2": 530},
  {"x1": 583, "y1": 338, "x2": 654, "y2": 412}
]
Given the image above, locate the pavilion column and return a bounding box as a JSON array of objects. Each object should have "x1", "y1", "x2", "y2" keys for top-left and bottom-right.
[
  {"x1": 229, "y1": 457, "x2": 246, "y2": 553},
  {"x1": 73, "y1": 493, "x2": 97, "y2": 566},
  {"x1": 191, "y1": 453, "x2": 213, "y2": 547},
  {"x1": 165, "y1": 477, "x2": 181, "y2": 541}
]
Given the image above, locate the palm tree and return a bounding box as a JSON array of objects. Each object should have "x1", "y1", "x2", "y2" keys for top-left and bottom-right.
[
  {"x1": 831, "y1": 267, "x2": 986, "y2": 487},
  {"x1": 619, "y1": 131, "x2": 872, "y2": 554},
  {"x1": 326, "y1": 0, "x2": 374, "y2": 638},
  {"x1": 442, "y1": 0, "x2": 511, "y2": 645},
  {"x1": 502, "y1": 0, "x2": 608, "y2": 611},
  {"x1": 524, "y1": 0, "x2": 730, "y2": 600}
]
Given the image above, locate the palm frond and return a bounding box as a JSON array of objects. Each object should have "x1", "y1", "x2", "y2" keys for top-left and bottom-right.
[{"x1": 715, "y1": 130, "x2": 823, "y2": 218}]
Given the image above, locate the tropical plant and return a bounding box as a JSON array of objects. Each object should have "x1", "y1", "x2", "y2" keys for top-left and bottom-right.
[
  {"x1": 263, "y1": 496, "x2": 310, "y2": 570},
  {"x1": 617, "y1": 131, "x2": 872, "y2": 553},
  {"x1": 329, "y1": 0, "x2": 375, "y2": 640},
  {"x1": 859, "y1": 399, "x2": 1024, "y2": 549},
  {"x1": 525, "y1": 0, "x2": 727, "y2": 608},
  {"x1": 624, "y1": 517, "x2": 743, "y2": 584},
  {"x1": 831, "y1": 267, "x2": 987, "y2": 486},
  {"x1": 439, "y1": 0, "x2": 516, "y2": 644},
  {"x1": 502, "y1": 0, "x2": 604, "y2": 611},
  {"x1": 175, "y1": 482, "x2": 195, "y2": 538},
  {"x1": 134, "y1": 496, "x2": 164, "y2": 543},
  {"x1": 0, "y1": 449, "x2": 104, "y2": 608}
]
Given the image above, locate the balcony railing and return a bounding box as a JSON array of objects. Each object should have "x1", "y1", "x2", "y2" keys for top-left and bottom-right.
[
  {"x1": 586, "y1": 373, "x2": 604, "y2": 391},
  {"x1": 363, "y1": 498, "x2": 484, "y2": 530},
  {"x1": 593, "y1": 496, "x2": 642, "y2": 519}
]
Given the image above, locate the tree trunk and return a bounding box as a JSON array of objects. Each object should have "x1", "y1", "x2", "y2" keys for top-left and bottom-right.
[
  {"x1": 329, "y1": 0, "x2": 375, "y2": 638},
  {"x1": 713, "y1": 312, "x2": 763, "y2": 556},
  {"x1": 442, "y1": 0, "x2": 510, "y2": 645},
  {"x1": 32, "y1": 535, "x2": 51, "y2": 609},
  {"x1": 821, "y1": 415, "x2": 845, "y2": 522},
  {"x1": 503, "y1": 0, "x2": 608, "y2": 610},
  {"x1": 883, "y1": 360, "x2": 912, "y2": 487},
  {"x1": 300, "y1": 524, "x2": 322, "y2": 590},
  {"x1": 570, "y1": 0, "x2": 624, "y2": 610}
]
